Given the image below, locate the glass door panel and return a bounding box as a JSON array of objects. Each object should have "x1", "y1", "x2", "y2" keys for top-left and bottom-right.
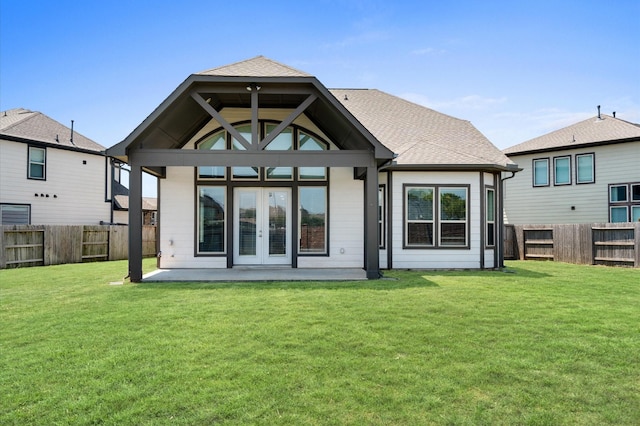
[
  {"x1": 268, "y1": 190, "x2": 288, "y2": 257},
  {"x1": 238, "y1": 191, "x2": 257, "y2": 256},
  {"x1": 234, "y1": 188, "x2": 291, "y2": 265}
]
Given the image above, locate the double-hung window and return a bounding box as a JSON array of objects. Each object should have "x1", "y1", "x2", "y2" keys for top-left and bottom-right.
[
  {"x1": 554, "y1": 156, "x2": 571, "y2": 185},
  {"x1": 405, "y1": 185, "x2": 468, "y2": 248},
  {"x1": 533, "y1": 158, "x2": 549, "y2": 187},
  {"x1": 576, "y1": 153, "x2": 595, "y2": 184},
  {"x1": 28, "y1": 146, "x2": 46, "y2": 180}
]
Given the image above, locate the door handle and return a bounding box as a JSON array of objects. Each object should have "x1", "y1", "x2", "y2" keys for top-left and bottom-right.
[{"x1": 258, "y1": 230, "x2": 262, "y2": 238}]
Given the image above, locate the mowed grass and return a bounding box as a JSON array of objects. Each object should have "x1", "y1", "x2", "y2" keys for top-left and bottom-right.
[{"x1": 1, "y1": 260, "x2": 639, "y2": 425}]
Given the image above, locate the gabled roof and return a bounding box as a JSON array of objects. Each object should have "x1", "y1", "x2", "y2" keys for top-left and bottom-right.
[
  {"x1": 504, "y1": 114, "x2": 640, "y2": 155},
  {"x1": 0, "y1": 108, "x2": 105, "y2": 153},
  {"x1": 198, "y1": 55, "x2": 311, "y2": 78},
  {"x1": 331, "y1": 89, "x2": 516, "y2": 170},
  {"x1": 108, "y1": 56, "x2": 514, "y2": 171}
]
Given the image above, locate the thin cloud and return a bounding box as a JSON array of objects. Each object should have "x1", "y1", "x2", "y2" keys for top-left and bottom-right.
[
  {"x1": 410, "y1": 47, "x2": 446, "y2": 56},
  {"x1": 401, "y1": 93, "x2": 507, "y2": 110}
]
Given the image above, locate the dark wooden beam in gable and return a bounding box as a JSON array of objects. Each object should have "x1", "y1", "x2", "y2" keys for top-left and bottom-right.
[{"x1": 190, "y1": 91, "x2": 252, "y2": 150}]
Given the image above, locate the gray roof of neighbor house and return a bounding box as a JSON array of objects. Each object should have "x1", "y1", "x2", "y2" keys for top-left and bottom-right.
[
  {"x1": 331, "y1": 89, "x2": 516, "y2": 169},
  {"x1": 504, "y1": 114, "x2": 640, "y2": 156},
  {"x1": 0, "y1": 108, "x2": 105, "y2": 153}
]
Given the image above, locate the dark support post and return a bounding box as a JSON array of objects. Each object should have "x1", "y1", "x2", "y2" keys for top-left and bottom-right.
[
  {"x1": 365, "y1": 164, "x2": 380, "y2": 279},
  {"x1": 129, "y1": 163, "x2": 143, "y2": 282}
]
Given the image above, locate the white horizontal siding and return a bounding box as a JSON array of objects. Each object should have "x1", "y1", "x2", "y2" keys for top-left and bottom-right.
[
  {"x1": 0, "y1": 140, "x2": 110, "y2": 225},
  {"x1": 504, "y1": 141, "x2": 640, "y2": 224}
]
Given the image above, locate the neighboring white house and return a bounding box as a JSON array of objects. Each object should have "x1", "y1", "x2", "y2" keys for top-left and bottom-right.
[
  {"x1": 503, "y1": 111, "x2": 640, "y2": 225},
  {"x1": 107, "y1": 56, "x2": 519, "y2": 281},
  {"x1": 0, "y1": 108, "x2": 113, "y2": 225}
]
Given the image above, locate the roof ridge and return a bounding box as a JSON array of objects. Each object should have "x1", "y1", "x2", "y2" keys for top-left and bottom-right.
[
  {"x1": 198, "y1": 55, "x2": 312, "y2": 77},
  {"x1": 0, "y1": 108, "x2": 39, "y2": 133}
]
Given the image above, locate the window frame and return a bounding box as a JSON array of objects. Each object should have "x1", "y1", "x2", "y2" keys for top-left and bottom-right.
[
  {"x1": 403, "y1": 184, "x2": 470, "y2": 249},
  {"x1": 195, "y1": 186, "x2": 227, "y2": 256},
  {"x1": 575, "y1": 152, "x2": 595, "y2": 184},
  {"x1": 485, "y1": 187, "x2": 496, "y2": 248},
  {"x1": 532, "y1": 157, "x2": 549, "y2": 187},
  {"x1": 553, "y1": 155, "x2": 572, "y2": 186},
  {"x1": 608, "y1": 182, "x2": 640, "y2": 223},
  {"x1": 298, "y1": 186, "x2": 328, "y2": 255},
  {"x1": 378, "y1": 185, "x2": 386, "y2": 249},
  {"x1": 0, "y1": 203, "x2": 31, "y2": 225},
  {"x1": 28, "y1": 146, "x2": 46, "y2": 180}
]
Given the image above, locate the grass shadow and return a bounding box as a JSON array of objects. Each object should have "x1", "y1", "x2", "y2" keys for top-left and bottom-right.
[{"x1": 132, "y1": 276, "x2": 439, "y2": 291}]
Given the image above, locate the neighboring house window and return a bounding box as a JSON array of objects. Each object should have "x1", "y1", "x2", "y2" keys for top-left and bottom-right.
[
  {"x1": 553, "y1": 156, "x2": 571, "y2": 186},
  {"x1": 378, "y1": 186, "x2": 385, "y2": 249},
  {"x1": 299, "y1": 187, "x2": 327, "y2": 254},
  {"x1": 404, "y1": 185, "x2": 469, "y2": 248},
  {"x1": 609, "y1": 183, "x2": 640, "y2": 223},
  {"x1": 197, "y1": 186, "x2": 226, "y2": 254},
  {"x1": 486, "y1": 187, "x2": 495, "y2": 247},
  {"x1": 28, "y1": 146, "x2": 46, "y2": 180},
  {"x1": 533, "y1": 158, "x2": 549, "y2": 187},
  {"x1": 576, "y1": 153, "x2": 595, "y2": 184},
  {"x1": 0, "y1": 204, "x2": 30, "y2": 225}
]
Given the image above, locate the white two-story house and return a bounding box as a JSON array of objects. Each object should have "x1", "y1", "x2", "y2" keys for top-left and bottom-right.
[{"x1": 0, "y1": 108, "x2": 113, "y2": 225}]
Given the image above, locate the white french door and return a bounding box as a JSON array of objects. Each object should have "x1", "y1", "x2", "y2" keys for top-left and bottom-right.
[{"x1": 233, "y1": 188, "x2": 292, "y2": 265}]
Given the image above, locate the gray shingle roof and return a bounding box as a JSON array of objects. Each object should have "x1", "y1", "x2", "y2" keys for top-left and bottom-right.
[
  {"x1": 197, "y1": 55, "x2": 312, "y2": 78},
  {"x1": 0, "y1": 108, "x2": 105, "y2": 152},
  {"x1": 504, "y1": 114, "x2": 640, "y2": 155},
  {"x1": 330, "y1": 89, "x2": 516, "y2": 168}
]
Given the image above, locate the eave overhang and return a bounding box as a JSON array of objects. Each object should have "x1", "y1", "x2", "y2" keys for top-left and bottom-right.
[
  {"x1": 380, "y1": 163, "x2": 522, "y2": 173},
  {"x1": 504, "y1": 136, "x2": 640, "y2": 157}
]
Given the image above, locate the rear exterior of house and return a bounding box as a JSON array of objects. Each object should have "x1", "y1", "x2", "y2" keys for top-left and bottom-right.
[
  {"x1": 503, "y1": 114, "x2": 640, "y2": 225},
  {"x1": 107, "y1": 57, "x2": 518, "y2": 281},
  {"x1": 0, "y1": 108, "x2": 113, "y2": 225}
]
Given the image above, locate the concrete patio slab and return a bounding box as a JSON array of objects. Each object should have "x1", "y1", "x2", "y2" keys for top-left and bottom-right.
[{"x1": 142, "y1": 267, "x2": 368, "y2": 282}]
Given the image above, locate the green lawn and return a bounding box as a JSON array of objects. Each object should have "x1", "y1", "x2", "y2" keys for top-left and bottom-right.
[{"x1": 1, "y1": 260, "x2": 638, "y2": 425}]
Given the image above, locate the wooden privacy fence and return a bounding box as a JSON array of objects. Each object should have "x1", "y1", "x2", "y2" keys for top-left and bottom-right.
[
  {"x1": 0, "y1": 225, "x2": 157, "y2": 269},
  {"x1": 504, "y1": 223, "x2": 640, "y2": 267}
]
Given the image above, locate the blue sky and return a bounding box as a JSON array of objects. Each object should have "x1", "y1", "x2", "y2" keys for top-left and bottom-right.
[{"x1": 2, "y1": 0, "x2": 639, "y2": 195}]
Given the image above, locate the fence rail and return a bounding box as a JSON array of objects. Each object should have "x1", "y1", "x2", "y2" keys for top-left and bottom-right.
[
  {"x1": 0, "y1": 225, "x2": 156, "y2": 269},
  {"x1": 504, "y1": 223, "x2": 640, "y2": 267}
]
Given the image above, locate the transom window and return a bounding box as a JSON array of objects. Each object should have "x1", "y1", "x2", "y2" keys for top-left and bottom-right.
[
  {"x1": 404, "y1": 185, "x2": 469, "y2": 248},
  {"x1": 195, "y1": 121, "x2": 328, "y2": 182},
  {"x1": 28, "y1": 146, "x2": 46, "y2": 180}
]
